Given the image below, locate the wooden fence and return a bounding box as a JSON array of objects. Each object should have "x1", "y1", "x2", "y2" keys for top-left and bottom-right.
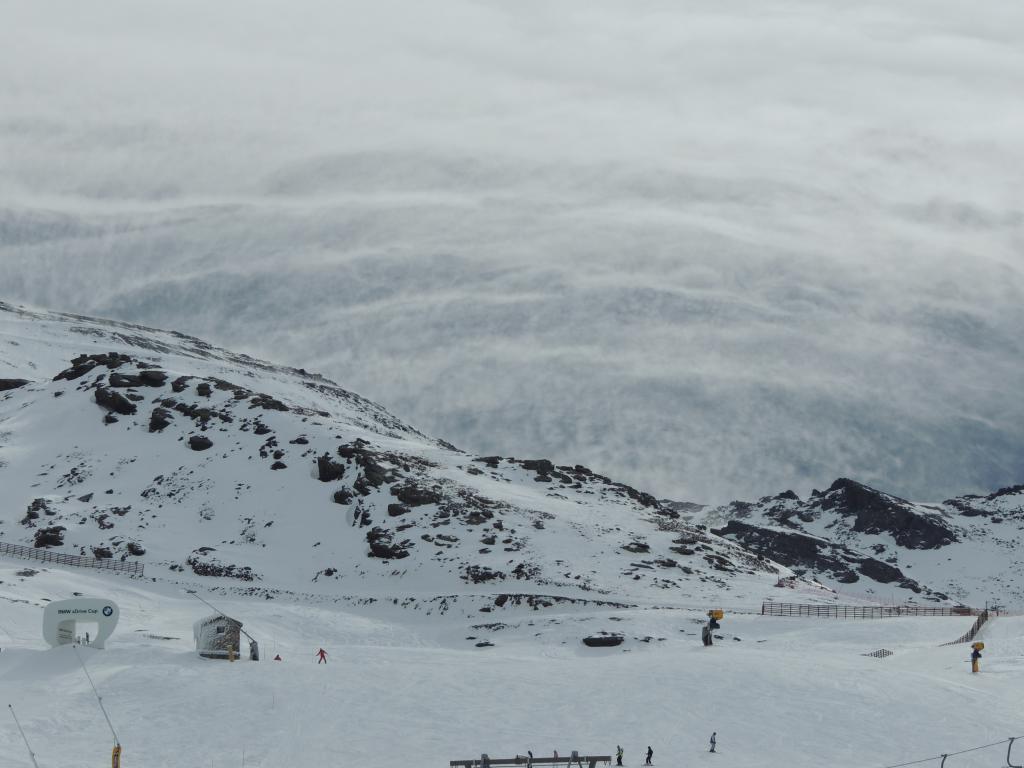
[
  {"x1": 0, "y1": 540, "x2": 144, "y2": 576},
  {"x1": 761, "y1": 602, "x2": 977, "y2": 619}
]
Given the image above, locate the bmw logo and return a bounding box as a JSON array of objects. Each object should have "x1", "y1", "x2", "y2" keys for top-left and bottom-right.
[{"x1": 102, "y1": 606, "x2": 113, "y2": 617}]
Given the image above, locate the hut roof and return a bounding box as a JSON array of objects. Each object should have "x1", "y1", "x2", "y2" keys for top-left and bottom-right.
[{"x1": 193, "y1": 613, "x2": 243, "y2": 632}]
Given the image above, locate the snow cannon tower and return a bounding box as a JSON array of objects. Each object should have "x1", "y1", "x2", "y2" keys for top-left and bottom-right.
[
  {"x1": 194, "y1": 614, "x2": 244, "y2": 660},
  {"x1": 702, "y1": 609, "x2": 723, "y2": 647}
]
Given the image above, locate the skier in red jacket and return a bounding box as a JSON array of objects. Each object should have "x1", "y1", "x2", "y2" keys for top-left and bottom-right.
[{"x1": 316, "y1": 648, "x2": 328, "y2": 664}]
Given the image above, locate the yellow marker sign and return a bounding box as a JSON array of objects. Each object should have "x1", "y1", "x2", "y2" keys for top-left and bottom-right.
[
  {"x1": 708, "y1": 610, "x2": 724, "y2": 620},
  {"x1": 972, "y1": 642, "x2": 985, "y2": 651}
]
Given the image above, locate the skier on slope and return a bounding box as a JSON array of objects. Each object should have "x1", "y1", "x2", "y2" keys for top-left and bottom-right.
[
  {"x1": 709, "y1": 732, "x2": 717, "y2": 753},
  {"x1": 616, "y1": 745, "x2": 623, "y2": 766},
  {"x1": 971, "y1": 645, "x2": 982, "y2": 673},
  {"x1": 316, "y1": 647, "x2": 328, "y2": 664},
  {"x1": 645, "y1": 746, "x2": 653, "y2": 765}
]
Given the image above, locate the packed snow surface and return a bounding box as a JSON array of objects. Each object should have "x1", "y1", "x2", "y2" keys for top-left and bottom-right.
[{"x1": 1, "y1": 565, "x2": 1021, "y2": 768}]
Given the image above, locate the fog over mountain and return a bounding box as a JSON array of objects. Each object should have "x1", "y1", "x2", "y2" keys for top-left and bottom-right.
[{"x1": 2, "y1": 0, "x2": 1023, "y2": 504}]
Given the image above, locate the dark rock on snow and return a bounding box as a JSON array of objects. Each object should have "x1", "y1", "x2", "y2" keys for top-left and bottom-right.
[
  {"x1": 34, "y1": 526, "x2": 66, "y2": 548},
  {"x1": 188, "y1": 435, "x2": 213, "y2": 451},
  {"x1": 583, "y1": 634, "x2": 624, "y2": 647},
  {"x1": 149, "y1": 407, "x2": 173, "y2": 432},
  {"x1": 95, "y1": 386, "x2": 137, "y2": 415}
]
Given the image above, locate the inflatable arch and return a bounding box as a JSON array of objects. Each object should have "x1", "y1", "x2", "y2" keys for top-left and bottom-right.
[{"x1": 42, "y1": 598, "x2": 119, "y2": 650}]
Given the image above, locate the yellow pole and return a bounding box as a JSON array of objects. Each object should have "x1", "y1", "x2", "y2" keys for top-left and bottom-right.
[{"x1": 112, "y1": 744, "x2": 122, "y2": 768}]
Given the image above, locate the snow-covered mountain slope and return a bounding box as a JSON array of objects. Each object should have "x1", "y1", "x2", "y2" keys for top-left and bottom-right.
[
  {"x1": 0, "y1": 301, "x2": 788, "y2": 608},
  {"x1": 698, "y1": 478, "x2": 1024, "y2": 606}
]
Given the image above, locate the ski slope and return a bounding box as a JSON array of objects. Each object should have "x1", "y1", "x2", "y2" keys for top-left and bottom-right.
[{"x1": 1, "y1": 563, "x2": 1020, "y2": 768}]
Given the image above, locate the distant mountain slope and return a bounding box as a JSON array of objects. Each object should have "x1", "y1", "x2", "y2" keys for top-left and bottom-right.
[
  {"x1": 0, "y1": 301, "x2": 786, "y2": 607},
  {"x1": 698, "y1": 478, "x2": 1024, "y2": 605}
]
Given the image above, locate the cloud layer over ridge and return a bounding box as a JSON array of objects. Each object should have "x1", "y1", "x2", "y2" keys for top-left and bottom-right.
[{"x1": 2, "y1": 0, "x2": 1023, "y2": 503}]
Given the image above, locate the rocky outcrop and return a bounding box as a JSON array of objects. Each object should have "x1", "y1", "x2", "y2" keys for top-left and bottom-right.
[
  {"x1": 54, "y1": 352, "x2": 131, "y2": 382},
  {"x1": 188, "y1": 435, "x2": 213, "y2": 451},
  {"x1": 463, "y1": 565, "x2": 505, "y2": 583},
  {"x1": 815, "y1": 479, "x2": 956, "y2": 550},
  {"x1": 582, "y1": 634, "x2": 624, "y2": 647},
  {"x1": 332, "y1": 488, "x2": 355, "y2": 505},
  {"x1": 0, "y1": 378, "x2": 30, "y2": 391},
  {"x1": 109, "y1": 370, "x2": 167, "y2": 388},
  {"x1": 366, "y1": 527, "x2": 411, "y2": 559},
  {"x1": 186, "y1": 548, "x2": 258, "y2": 580},
  {"x1": 95, "y1": 386, "x2": 137, "y2": 415},
  {"x1": 390, "y1": 482, "x2": 442, "y2": 507},
  {"x1": 149, "y1": 407, "x2": 173, "y2": 432},
  {"x1": 944, "y1": 484, "x2": 1024, "y2": 517},
  {"x1": 33, "y1": 526, "x2": 66, "y2": 548},
  {"x1": 21, "y1": 498, "x2": 53, "y2": 525},
  {"x1": 316, "y1": 454, "x2": 346, "y2": 482},
  {"x1": 712, "y1": 520, "x2": 931, "y2": 595}
]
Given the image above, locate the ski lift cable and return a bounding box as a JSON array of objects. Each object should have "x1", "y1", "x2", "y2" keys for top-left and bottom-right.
[
  {"x1": 8, "y1": 704, "x2": 40, "y2": 768},
  {"x1": 72, "y1": 643, "x2": 120, "y2": 747},
  {"x1": 877, "y1": 738, "x2": 1021, "y2": 768}
]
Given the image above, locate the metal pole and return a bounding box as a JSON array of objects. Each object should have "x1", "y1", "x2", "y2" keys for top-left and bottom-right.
[
  {"x1": 72, "y1": 644, "x2": 120, "y2": 747},
  {"x1": 9, "y1": 705, "x2": 41, "y2": 768}
]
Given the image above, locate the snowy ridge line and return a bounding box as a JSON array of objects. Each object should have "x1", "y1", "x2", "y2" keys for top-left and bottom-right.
[
  {"x1": 868, "y1": 735, "x2": 1024, "y2": 768},
  {"x1": 0, "y1": 539, "x2": 144, "y2": 576}
]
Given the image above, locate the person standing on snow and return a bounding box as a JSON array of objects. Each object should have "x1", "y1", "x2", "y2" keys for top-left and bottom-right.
[
  {"x1": 709, "y1": 732, "x2": 717, "y2": 753},
  {"x1": 315, "y1": 647, "x2": 328, "y2": 664},
  {"x1": 616, "y1": 745, "x2": 623, "y2": 766},
  {"x1": 645, "y1": 746, "x2": 653, "y2": 765},
  {"x1": 971, "y1": 646, "x2": 982, "y2": 673}
]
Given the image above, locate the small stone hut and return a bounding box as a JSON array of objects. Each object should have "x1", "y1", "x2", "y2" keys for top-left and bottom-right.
[{"x1": 193, "y1": 614, "x2": 243, "y2": 660}]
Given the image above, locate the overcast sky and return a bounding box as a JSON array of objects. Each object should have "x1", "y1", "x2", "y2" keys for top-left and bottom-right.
[{"x1": 2, "y1": 0, "x2": 1023, "y2": 504}]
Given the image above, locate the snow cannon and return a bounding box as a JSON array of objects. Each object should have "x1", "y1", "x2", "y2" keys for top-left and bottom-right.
[{"x1": 970, "y1": 642, "x2": 983, "y2": 674}]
